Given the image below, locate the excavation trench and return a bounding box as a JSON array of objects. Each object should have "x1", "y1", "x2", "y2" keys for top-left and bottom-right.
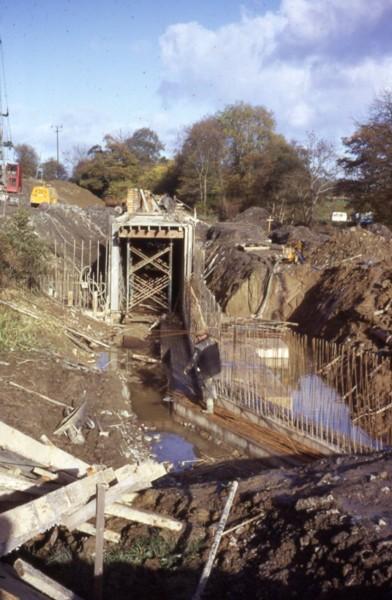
[{"x1": 96, "y1": 346, "x2": 233, "y2": 471}]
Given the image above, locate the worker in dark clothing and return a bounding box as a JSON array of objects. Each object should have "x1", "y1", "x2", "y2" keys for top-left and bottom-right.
[{"x1": 184, "y1": 330, "x2": 221, "y2": 413}]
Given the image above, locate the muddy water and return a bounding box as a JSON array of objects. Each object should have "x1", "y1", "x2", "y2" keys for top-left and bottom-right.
[{"x1": 96, "y1": 349, "x2": 226, "y2": 470}]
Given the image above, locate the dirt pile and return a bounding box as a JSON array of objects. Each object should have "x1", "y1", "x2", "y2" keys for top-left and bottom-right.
[
  {"x1": 207, "y1": 207, "x2": 271, "y2": 246},
  {"x1": 202, "y1": 213, "x2": 392, "y2": 345},
  {"x1": 292, "y1": 227, "x2": 392, "y2": 344},
  {"x1": 22, "y1": 178, "x2": 104, "y2": 208},
  {"x1": 28, "y1": 203, "x2": 113, "y2": 263}
]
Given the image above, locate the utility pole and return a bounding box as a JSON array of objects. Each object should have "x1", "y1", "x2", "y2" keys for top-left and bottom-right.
[{"x1": 52, "y1": 124, "x2": 63, "y2": 178}]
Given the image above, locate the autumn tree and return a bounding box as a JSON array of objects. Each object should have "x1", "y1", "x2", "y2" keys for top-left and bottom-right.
[
  {"x1": 125, "y1": 128, "x2": 164, "y2": 164},
  {"x1": 73, "y1": 135, "x2": 139, "y2": 199},
  {"x1": 14, "y1": 144, "x2": 39, "y2": 177},
  {"x1": 41, "y1": 158, "x2": 68, "y2": 181},
  {"x1": 339, "y1": 91, "x2": 392, "y2": 223},
  {"x1": 174, "y1": 102, "x2": 303, "y2": 216}
]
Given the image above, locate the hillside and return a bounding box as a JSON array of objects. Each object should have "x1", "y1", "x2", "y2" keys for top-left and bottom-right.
[{"x1": 22, "y1": 177, "x2": 104, "y2": 208}]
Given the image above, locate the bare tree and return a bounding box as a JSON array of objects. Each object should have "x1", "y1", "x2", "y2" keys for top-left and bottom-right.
[{"x1": 282, "y1": 132, "x2": 338, "y2": 224}]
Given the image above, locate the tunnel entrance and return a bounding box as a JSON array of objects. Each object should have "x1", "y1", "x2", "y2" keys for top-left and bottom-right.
[
  {"x1": 109, "y1": 208, "x2": 194, "y2": 317},
  {"x1": 120, "y1": 237, "x2": 185, "y2": 313}
]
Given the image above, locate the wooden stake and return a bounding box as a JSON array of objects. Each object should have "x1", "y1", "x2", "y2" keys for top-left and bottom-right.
[
  {"x1": 94, "y1": 483, "x2": 107, "y2": 600},
  {"x1": 192, "y1": 480, "x2": 238, "y2": 600}
]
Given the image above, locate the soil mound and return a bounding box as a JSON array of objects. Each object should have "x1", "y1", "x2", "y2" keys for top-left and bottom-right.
[
  {"x1": 233, "y1": 206, "x2": 269, "y2": 226},
  {"x1": 23, "y1": 178, "x2": 104, "y2": 208}
]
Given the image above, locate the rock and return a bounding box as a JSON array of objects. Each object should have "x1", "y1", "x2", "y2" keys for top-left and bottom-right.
[
  {"x1": 331, "y1": 531, "x2": 349, "y2": 545},
  {"x1": 295, "y1": 494, "x2": 334, "y2": 512}
]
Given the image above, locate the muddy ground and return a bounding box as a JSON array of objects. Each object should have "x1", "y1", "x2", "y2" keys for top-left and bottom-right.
[
  {"x1": 8, "y1": 451, "x2": 392, "y2": 599},
  {"x1": 1, "y1": 289, "x2": 391, "y2": 599}
]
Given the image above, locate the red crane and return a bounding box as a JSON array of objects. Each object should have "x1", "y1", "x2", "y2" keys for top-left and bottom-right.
[{"x1": 0, "y1": 38, "x2": 22, "y2": 205}]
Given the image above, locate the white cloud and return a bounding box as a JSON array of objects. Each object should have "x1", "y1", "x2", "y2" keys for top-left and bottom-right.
[{"x1": 159, "y1": 0, "x2": 392, "y2": 143}]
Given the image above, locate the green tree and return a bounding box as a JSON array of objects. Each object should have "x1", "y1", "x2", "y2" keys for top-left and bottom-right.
[
  {"x1": 0, "y1": 209, "x2": 48, "y2": 288},
  {"x1": 125, "y1": 128, "x2": 164, "y2": 164},
  {"x1": 177, "y1": 117, "x2": 225, "y2": 212},
  {"x1": 174, "y1": 102, "x2": 302, "y2": 216},
  {"x1": 73, "y1": 135, "x2": 139, "y2": 200},
  {"x1": 14, "y1": 144, "x2": 39, "y2": 177},
  {"x1": 339, "y1": 91, "x2": 392, "y2": 223}
]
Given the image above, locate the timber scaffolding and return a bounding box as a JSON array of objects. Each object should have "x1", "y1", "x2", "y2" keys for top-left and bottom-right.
[
  {"x1": 109, "y1": 189, "x2": 195, "y2": 317},
  {"x1": 38, "y1": 189, "x2": 195, "y2": 316}
]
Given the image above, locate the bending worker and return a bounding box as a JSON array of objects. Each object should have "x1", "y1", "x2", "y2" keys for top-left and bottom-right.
[{"x1": 184, "y1": 329, "x2": 221, "y2": 414}]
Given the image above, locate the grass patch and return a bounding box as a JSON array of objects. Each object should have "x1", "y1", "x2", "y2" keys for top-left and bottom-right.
[
  {"x1": 105, "y1": 533, "x2": 178, "y2": 569},
  {"x1": 46, "y1": 545, "x2": 73, "y2": 565},
  {"x1": 0, "y1": 308, "x2": 42, "y2": 351}
]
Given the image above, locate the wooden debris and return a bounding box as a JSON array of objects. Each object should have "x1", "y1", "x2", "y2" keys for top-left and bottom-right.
[
  {"x1": 0, "y1": 468, "x2": 115, "y2": 555},
  {"x1": 0, "y1": 300, "x2": 40, "y2": 320},
  {"x1": 222, "y1": 511, "x2": 265, "y2": 537},
  {"x1": 0, "y1": 471, "x2": 55, "y2": 495},
  {"x1": 32, "y1": 467, "x2": 58, "y2": 481},
  {"x1": 0, "y1": 421, "x2": 89, "y2": 477},
  {"x1": 105, "y1": 503, "x2": 183, "y2": 532},
  {"x1": 62, "y1": 473, "x2": 161, "y2": 531},
  {"x1": 0, "y1": 299, "x2": 109, "y2": 349},
  {"x1": 77, "y1": 522, "x2": 120, "y2": 544},
  {"x1": 8, "y1": 381, "x2": 71, "y2": 409},
  {"x1": 64, "y1": 326, "x2": 110, "y2": 349},
  {"x1": 129, "y1": 352, "x2": 159, "y2": 364},
  {"x1": 0, "y1": 562, "x2": 48, "y2": 600},
  {"x1": 193, "y1": 480, "x2": 238, "y2": 600},
  {"x1": 13, "y1": 558, "x2": 85, "y2": 600}
]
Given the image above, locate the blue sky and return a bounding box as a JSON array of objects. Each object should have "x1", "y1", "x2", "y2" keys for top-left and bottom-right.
[{"x1": 1, "y1": 0, "x2": 391, "y2": 165}]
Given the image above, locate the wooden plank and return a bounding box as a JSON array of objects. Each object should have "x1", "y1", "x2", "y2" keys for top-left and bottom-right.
[
  {"x1": 104, "y1": 504, "x2": 183, "y2": 532},
  {"x1": 0, "y1": 472, "x2": 55, "y2": 495},
  {"x1": 8, "y1": 382, "x2": 70, "y2": 410},
  {"x1": 0, "y1": 422, "x2": 89, "y2": 477},
  {"x1": 0, "y1": 563, "x2": 49, "y2": 600},
  {"x1": 13, "y1": 559, "x2": 84, "y2": 600},
  {"x1": 77, "y1": 523, "x2": 120, "y2": 544},
  {"x1": 0, "y1": 469, "x2": 115, "y2": 556},
  {"x1": 62, "y1": 474, "x2": 152, "y2": 532}
]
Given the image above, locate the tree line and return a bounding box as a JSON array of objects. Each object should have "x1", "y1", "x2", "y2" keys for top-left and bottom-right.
[{"x1": 15, "y1": 92, "x2": 392, "y2": 224}]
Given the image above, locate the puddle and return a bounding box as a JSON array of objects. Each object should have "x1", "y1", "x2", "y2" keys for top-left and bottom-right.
[
  {"x1": 96, "y1": 351, "x2": 110, "y2": 370},
  {"x1": 150, "y1": 432, "x2": 197, "y2": 471}
]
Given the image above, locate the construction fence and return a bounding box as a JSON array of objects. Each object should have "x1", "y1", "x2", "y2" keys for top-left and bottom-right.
[
  {"x1": 186, "y1": 244, "x2": 392, "y2": 454},
  {"x1": 39, "y1": 237, "x2": 110, "y2": 313}
]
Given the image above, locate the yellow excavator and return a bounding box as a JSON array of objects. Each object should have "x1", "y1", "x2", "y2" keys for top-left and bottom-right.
[
  {"x1": 282, "y1": 240, "x2": 305, "y2": 264},
  {"x1": 30, "y1": 184, "x2": 58, "y2": 207}
]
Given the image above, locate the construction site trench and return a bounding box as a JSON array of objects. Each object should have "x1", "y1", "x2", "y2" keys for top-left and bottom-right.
[{"x1": 0, "y1": 195, "x2": 391, "y2": 599}]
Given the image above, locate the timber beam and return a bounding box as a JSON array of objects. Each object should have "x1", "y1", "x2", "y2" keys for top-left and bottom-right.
[{"x1": 118, "y1": 225, "x2": 183, "y2": 239}]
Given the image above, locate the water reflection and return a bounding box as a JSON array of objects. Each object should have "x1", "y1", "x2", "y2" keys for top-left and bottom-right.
[
  {"x1": 151, "y1": 432, "x2": 197, "y2": 471},
  {"x1": 292, "y1": 374, "x2": 375, "y2": 448}
]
